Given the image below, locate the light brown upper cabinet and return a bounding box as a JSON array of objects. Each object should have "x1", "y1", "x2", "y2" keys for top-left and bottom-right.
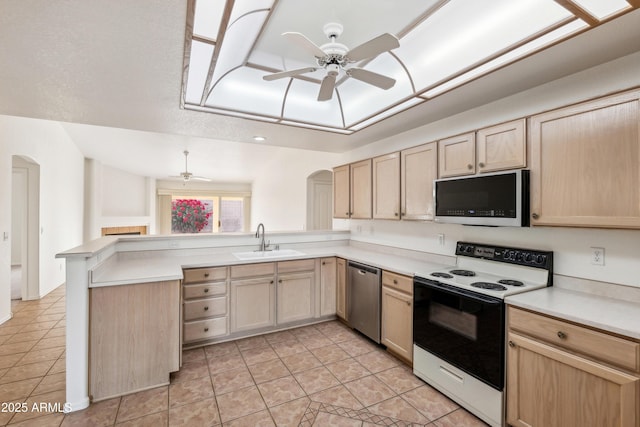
[
  {"x1": 373, "y1": 152, "x2": 400, "y2": 219},
  {"x1": 350, "y1": 159, "x2": 372, "y2": 219},
  {"x1": 438, "y1": 120, "x2": 526, "y2": 178},
  {"x1": 438, "y1": 132, "x2": 476, "y2": 177},
  {"x1": 401, "y1": 142, "x2": 438, "y2": 220},
  {"x1": 333, "y1": 160, "x2": 372, "y2": 219},
  {"x1": 333, "y1": 164, "x2": 350, "y2": 219},
  {"x1": 476, "y1": 118, "x2": 526, "y2": 173},
  {"x1": 529, "y1": 89, "x2": 640, "y2": 229}
]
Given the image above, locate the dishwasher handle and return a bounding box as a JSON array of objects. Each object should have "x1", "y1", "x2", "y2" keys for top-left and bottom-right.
[{"x1": 348, "y1": 261, "x2": 380, "y2": 275}]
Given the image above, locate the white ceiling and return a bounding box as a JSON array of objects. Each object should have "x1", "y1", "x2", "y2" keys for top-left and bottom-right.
[{"x1": 1, "y1": 1, "x2": 640, "y2": 179}]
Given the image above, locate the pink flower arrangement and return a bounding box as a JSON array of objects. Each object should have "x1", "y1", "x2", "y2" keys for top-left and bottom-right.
[{"x1": 171, "y1": 199, "x2": 212, "y2": 233}]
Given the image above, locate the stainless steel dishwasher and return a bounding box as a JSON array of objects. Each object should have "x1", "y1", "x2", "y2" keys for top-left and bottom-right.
[{"x1": 347, "y1": 261, "x2": 382, "y2": 343}]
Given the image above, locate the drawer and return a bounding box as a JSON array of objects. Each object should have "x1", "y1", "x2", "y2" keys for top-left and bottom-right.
[
  {"x1": 382, "y1": 271, "x2": 413, "y2": 295},
  {"x1": 184, "y1": 296, "x2": 227, "y2": 321},
  {"x1": 508, "y1": 307, "x2": 640, "y2": 372},
  {"x1": 231, "y1": 262, "x2": 275, "y2": 279},
  {"x1": 278, "y1": 259, "x2": 316, "y2": 274},
  {"x1": 183, "y1": 282, "x2": 227, "y2": 300},
  {"x1": 184, "y1": 317, "x2": 228, "y2": 342},
  {"x1": 183, "y1": 267, "x2": 227, "y2": 284}
]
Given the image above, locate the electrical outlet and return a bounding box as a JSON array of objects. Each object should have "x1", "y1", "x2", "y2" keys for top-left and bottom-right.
[
  {"x1": 438, "y1": 233, "x2": 445, "y2": 246},
  {"x1": 591, "y1": 247, "x2": 605, "y2": 266}
]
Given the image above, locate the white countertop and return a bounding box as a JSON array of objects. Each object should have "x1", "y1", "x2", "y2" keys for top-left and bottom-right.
[
  {"x1": 90, "y1": 245, "x2": 454, "y2": 287},
  {"x1": 506, "y1": 287, "x2": 640, "y2": 339}
]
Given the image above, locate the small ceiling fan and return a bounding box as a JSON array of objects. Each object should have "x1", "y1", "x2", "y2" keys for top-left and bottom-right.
[
  {"x1": 263, "y1": 23, "x2": 400, "y2": 101},
  {"x1": 170, "y1": 150, "x2": 211, "y2": 183}
]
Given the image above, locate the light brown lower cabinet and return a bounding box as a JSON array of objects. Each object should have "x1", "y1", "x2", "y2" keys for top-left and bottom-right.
[
  {"x1": 336, "y1": 258, "x2": 347, "y2": 320},
  {"x1": 507, "y1": 307, "x2": 640, "y2": 427},
  {"x1": 89, "y1": 281, "x2": 181, "y2": 401},
  {"x1": 381, "y1": 271, "x2": 413, "y2": 362}
]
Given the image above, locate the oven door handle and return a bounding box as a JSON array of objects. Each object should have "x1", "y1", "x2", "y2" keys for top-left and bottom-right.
[{"x1": 414, "y1": 278, "x2": 502, "y2": 305}]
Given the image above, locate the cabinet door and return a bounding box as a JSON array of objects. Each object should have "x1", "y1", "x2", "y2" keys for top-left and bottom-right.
[
  {"x1": 438, "y1": 132, "x2": 476, "y2": 177},
  {"x1": 529, "y1": 90, "x2": 640, "y2": 228},
  {"x1": 333, "y1": 164, "x2": 350, "y2": 218},
  {"x1": 476, "y1": 118, "x2": 526, "y2": 173},
  {"x1": 230, "y1": 277, "x2": 275, "y2": 332},
  {"x1": 350, "y1": 159, "x2": 372, "y2": 219},
  {"x1": 320, "y1": 257, "x2": 336, "y2": 316},
  {"x1": 90, "y1": 281, "x2": 180, "y2": 400},
  {"x1": 401, "y1": 142, "x2": 437, "y2": 220},
  {"x1": 336, "y1": 258, "x2": 347, "y2": 320},
  {"x1": 277, "y1": 271, "x2": 314, "y2": 324},
  {"x1": 373, "y1": 152, "x2": 400, "y2": 220},
  {"x1": 381, "y1": 285, "x2": 413, "y2": 362},
  {"x1": 507, "y1": 332, "x2": 639, "y2": 427}
]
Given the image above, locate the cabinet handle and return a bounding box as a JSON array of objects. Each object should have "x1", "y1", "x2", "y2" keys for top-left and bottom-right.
[
  {"x1": 270, "y1": 280, "x2": 274, "y2": 284},
  {"x1": 345, "y1": 212, "x2": 349, "y2": 216},
  {"x1": 532, "y1": 213, "x2": 539, "y2": 220},
  {"x1": 204, "y1": 306, "x2": 209, "y2": 311},
  {"x1": 401, "y1": 212, "x2": 406, "y2": 216},
  {"x1": 557, "y1": 331, "x2": 567, "y2": 339},
  {"x1": 278, "y1": 279, "x2": 282, "y2": 283},
  {"x1": 394, "y1": 212, "x2": 398, "y2": 216},
  {"x1": 393, "y1": 279, "x2": 398, "y2": 284},
  {"x1": 406, "y1": 300, "x2": 411, "y2": 306},
  {"x1": 508, "y1": 340, "x2": 516, "y2": 348},
  {"x1": 204, "y1": 327, "x2": 209, "y2": 332},
  {"x1": 204, "y1": 273, "x2": 210, "y2": 278},
  {"x1": 467, "y1": 164, "x2": 473, "y2": 170},
  {"x1": 478, "y1": 162, "x2": 485, "y2": 168},
  {"x1": 322, "y1": 261, "x2": 326, "y2": 265},
  {"x1": 204, "y1": 288, "x2": 209, "y2": 293}
]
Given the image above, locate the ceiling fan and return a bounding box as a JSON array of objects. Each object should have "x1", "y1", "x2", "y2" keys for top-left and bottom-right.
[
  {"x1": 263, "y1": 23, "x2": 400, "y2": 101},
  {"x1": 170, "y1": 150, "x2": 211, "y2": 183}
]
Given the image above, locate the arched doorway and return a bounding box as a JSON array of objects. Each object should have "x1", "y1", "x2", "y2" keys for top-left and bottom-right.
[
  {"x1": 11, "y1": 156, "x2": 40, "y2": 301},
  {"x1": 306, "y1": 170, "x2": 333, "y2": 230}
]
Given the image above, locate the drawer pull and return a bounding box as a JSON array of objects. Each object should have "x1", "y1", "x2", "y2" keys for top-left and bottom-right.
[
  {"x1": 204, "y1": 306, "x2": 209, "y2": 311},
  {"x1": 557, "y1": 331, "x2": 567, "y2": 339},
  {"x1": 393, "y1": 279, "x2": 398, "y2": 284},
  {"x1": 204, "y1": 327, "x2": 209, "y2": 332},
  {"x1": 406, "y1": 300, "x2": 411, "y2": 306},
  {"x1": 204, "y1": 288, "x2": 209, "y2": 293},
  {"x1": 204, "y1": 273, "x2": 210, "y2": 278},
  {"x1": 508, "y1": 340, "x2": 516, "y2": 348}
]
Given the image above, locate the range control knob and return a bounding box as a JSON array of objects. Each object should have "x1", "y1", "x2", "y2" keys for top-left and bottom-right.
[
  {"x1": 524, "y1": 253, "x2": 533, "y2": 262},
  {"x1": 536, "y1": 255, "x2": 546, "y2": 265}
]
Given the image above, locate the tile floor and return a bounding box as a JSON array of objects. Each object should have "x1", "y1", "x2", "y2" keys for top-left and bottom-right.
[{"x1": 0, "y1": 285, "x2": 488, "y2": 426}]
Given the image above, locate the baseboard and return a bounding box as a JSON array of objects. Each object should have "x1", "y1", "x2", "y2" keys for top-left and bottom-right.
[{"x1": 0, "y1": 312, "x2": 13, "y2": 325}]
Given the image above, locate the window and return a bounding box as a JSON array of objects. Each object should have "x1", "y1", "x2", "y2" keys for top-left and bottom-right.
[{"x1": 157, "y1": 184, "x2": 250, "y2": 235}]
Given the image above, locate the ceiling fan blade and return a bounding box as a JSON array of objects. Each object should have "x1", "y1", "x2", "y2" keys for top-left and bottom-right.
[
  {"x1": 317, "y1": 74, "x2": 336, "y2": 101},
  {"x1": 263, "y1": 67, "x2": 317, "y2": 81},
  {"x1": 347, "y1": 68, "x2": 396, "y2": 90},
  {"x1": 191, "y1": 176, "x2": 212, "y2": 182},
  {"x1": 282, "y1": 32, "x2": 326, "y2": 58},
  {"x1": 346, "y1": 33, "x2": 399, "y2": 62}
]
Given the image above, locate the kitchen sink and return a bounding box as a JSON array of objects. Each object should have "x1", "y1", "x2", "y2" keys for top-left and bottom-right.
[{"x1": 232, "y1": 249, "x2": 305, "y2": 260}]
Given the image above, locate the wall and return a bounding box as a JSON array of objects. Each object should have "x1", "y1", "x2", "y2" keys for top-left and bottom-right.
[
  {"x1": 337, "y1": 51, "x2": 640, "y2": 289},
  {"x1": 85, "y1": 159, "x2": 156, "y2": 240},
  {"x1": 249, "y1": 146, "x2": 340, "y2": 232},
  {"x1": 0, "y1": 115, "x2": 84, "y2": 319}
]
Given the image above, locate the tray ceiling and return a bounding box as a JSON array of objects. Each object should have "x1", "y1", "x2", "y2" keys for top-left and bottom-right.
[{"x1": 182, "y1": 0, "x2": 637, "y2": 134}]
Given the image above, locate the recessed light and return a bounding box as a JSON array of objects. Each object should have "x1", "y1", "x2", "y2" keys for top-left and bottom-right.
[{"x1": 253, "y1": 136, "x2": 266, "y2": 142}]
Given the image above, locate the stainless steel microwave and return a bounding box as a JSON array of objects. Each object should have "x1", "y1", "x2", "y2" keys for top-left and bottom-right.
[{"x1": 434, "y1": 169, "x2": 529, "y2": 227}]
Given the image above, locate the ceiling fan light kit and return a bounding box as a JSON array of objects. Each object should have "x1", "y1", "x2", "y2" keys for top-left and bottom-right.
[
  {"x1": 170, "y1": 150, "x2": 211, "y2": 183},
  {"x1": 263, "y1": 22, "x2": 399, "y2": 101}
]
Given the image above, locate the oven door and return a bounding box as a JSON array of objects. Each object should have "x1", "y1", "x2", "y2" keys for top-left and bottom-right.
[{"x1": 413, "y1": 277, "x2": 505, "y2": 390}]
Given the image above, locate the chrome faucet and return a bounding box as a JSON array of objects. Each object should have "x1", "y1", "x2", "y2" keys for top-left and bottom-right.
[{"x1": 255, "y1": 223, "x2": 270, "y2": 252}]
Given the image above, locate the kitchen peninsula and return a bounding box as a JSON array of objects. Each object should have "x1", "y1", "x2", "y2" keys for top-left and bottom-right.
[{"x1": 56, "y1": 230, "x2": 454, "y2": 412}]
